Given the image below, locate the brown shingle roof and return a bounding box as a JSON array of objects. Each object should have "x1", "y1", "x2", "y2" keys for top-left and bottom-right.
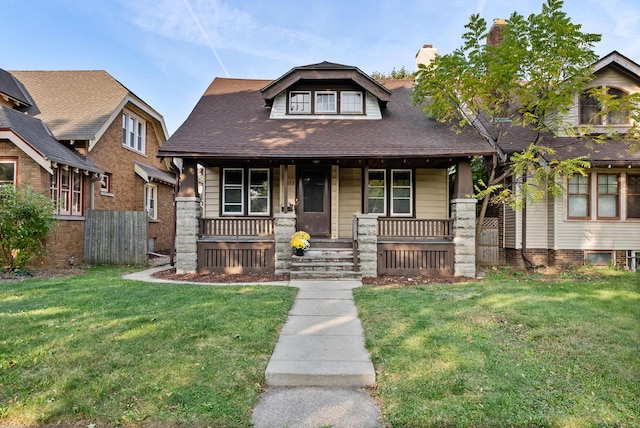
[
  {"x1": 10, "y1": 70, "x2": 129, "y2": 140},
  {"x1": 160, "y1": 77, "x2": 494, "y2": 160}
]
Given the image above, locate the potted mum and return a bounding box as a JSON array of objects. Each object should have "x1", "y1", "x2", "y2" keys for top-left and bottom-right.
[{"x1": 290, "y1": 231, "x2": 310, "y2": 256}]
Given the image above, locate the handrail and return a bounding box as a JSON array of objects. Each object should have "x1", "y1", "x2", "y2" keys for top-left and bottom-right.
[
  {"x1": 199, "y1": 217, "x2": 275, "y2": 237},
  {"x1": 377, "y1": 218, "x2": 453, "y2": 240}
]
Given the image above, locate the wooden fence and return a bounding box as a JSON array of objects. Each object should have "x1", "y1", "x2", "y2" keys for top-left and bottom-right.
[
  {"x1": 199, "y1": 218, "x2": 274, "y2": 237},
  {"x1": 84, "y1": 210, "x2": 148, "y2": 265},
  {"x1": 477, "y1": 217, "x2": 499, "y2": 265}
]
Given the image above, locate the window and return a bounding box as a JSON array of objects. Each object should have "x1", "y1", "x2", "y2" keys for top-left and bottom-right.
[
  {"x1": 597, "y1": 174, "x2": 619, "y2": 218},
  {"x1": 100, "y1": 173, "x2": 112, "y2": 194},
  {"x1": 145, "y1": 183, "x2": 157, "y2": 220},
  {"x1": 122, "y1": 110, "x2": 146, "y2": 153},
  {"x1": 249, "y1": 169, "x2": 269, "y2": 215},
  {"x1": 367, "y1": 170, "x2": 386, "y2": 215},
  {"x1": 579, "y1": 87, "x2": 629, "y2": 126},
  {"x1": 391, "y1": 170, "x2": 413, "y2": 216},
  {"x1": 568, "y1": 175, "x2": 590, "y2": 218},
  {"x1": 0, "y1": 159, "x2": 17, "y2": 185},
  {"x1": 585, "y1": 251, "x2": 613, "y2": 266},
  {"x1": 51, "y1": 167, "x2": 83, "y2": 216},
  {"x1": 289, "y1": 91, "x2": 311, "y2": 114},
  {"x1": 340, "y1": 91, "x2": 363, "y2": 114},
  {"x1": 315, "y1": 91, "x2": 336, "y2": 113},
  {"x1": 222, "y1": 168, "x2": 270, "y2": 216},
  {"x1": 628, "y1": 175, "x2": 640, "y2": 219}
]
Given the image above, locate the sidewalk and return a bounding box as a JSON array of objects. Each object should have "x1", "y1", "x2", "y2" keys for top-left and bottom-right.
[{"x1": 252, "y1": 279, "x2": 382, "y2": 428}]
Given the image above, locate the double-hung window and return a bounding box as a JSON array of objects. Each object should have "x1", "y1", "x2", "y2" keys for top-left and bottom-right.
[
  {"x1": 597, "y1": 174, "x2": 619, "y2": 218},
  {"x1": 340, "y1": 91, "x2": 363, "y2": 114},
  {"x1": 567, "y1": 175, "x2": 590, "y2": 218},
  {"x1": 222, "y1": 168, "x2": 271, "y2": 216},
  {"x1": 122, "y1": 110, "x2": 146, "y2": 154},
  {"x1": 289, "y1": 91, "x2": 311, "y2": 114},
  {"x1": 0, "y1": 159, "x2": 17, "y2": 185},
  {"x1": 145, "y1": 183, "x2": 157, "y2": 220},
  {"x1": 366, "y1": 169, "x2": 412, "y2": 216},
  {"x1": 627, "y1": 174, "x2": 640, "y2": 219}
]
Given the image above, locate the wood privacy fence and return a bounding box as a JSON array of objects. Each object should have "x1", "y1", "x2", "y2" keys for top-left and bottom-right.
[
  {"x1": 84, "y1": 210, "x2": 148, "y2": 265},
  {"x1": 477, "y1": 217, "x2": 499, "y2": 265}
]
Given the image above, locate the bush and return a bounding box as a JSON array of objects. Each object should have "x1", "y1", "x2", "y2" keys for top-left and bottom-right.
[{"x1": 0, "y1": 185, "x2": 55, "y2": 271}]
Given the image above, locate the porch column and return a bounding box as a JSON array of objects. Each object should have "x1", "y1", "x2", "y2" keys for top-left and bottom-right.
[
  {"x1": 451, "y1": 197, "x2": 477, "y2": 278},
  {"x1": 274, "y1": 214, "x2": 296, "y2": 275},
  {"x1": 175, "y1": 159, "x2": 200, "y2": 274},
  {"x1": 356, "y1": 214, "x2": 378, "y2": 277}
]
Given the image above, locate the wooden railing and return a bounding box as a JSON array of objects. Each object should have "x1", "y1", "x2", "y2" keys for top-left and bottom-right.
[
  {"x1": 199, "y1": 218, "x2": 275, "y2": 238},
  {"x1": 377, "y1": 218, "x2": 453, "y2": 240}
]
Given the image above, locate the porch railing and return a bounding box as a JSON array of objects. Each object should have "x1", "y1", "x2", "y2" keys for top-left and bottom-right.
[
  {"x1": 377, "y1": 218, "x2": 453, "y2": 240},
  {"x1": 199, "y1": 217, "x2": 275, "y2": 238}
]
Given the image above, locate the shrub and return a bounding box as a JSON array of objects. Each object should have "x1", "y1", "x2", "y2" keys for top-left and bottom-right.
[{"x1": 0, "y1": 185, "x2": 55, "y2": 271}]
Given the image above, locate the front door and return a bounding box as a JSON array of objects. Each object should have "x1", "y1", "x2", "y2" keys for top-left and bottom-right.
[{"x1": 297, "y1": 166, "x2": 331, "y2": 237}]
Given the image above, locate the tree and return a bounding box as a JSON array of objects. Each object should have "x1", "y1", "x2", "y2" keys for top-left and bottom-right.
[
  {"x1": 412, "y1": 0, "x2": 639, "y2": 261},
  {"x1": 371, "y1": 65, "x2": 416, "y2": 81},
  {"x1": 0, "y1": 185, "x2": 55, "y2": 271}
]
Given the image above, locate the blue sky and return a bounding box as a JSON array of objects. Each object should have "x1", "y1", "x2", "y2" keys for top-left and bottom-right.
[{"x1": 4, "y1": 0, "x2": 640, "y2": 134}]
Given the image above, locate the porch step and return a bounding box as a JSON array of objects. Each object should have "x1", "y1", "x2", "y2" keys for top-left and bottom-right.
[{"x1": 291, "y1": 247, "x2": 360, "y2": 280}]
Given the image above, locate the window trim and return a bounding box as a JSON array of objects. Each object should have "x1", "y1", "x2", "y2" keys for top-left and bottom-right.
[
  {"x1": 51, "y1": 166, "x2": 84, "y2": 217},
  {"x1": 579, "y1": 86, "x2": 630, "y2": 126},
  {"x1": 340, "y1": 91, "x2": 364, "y2": 114},
  {"x1": 222, "y1": 168, "x2": 245, "y2": 215},
  {"x1": 100, "y1": 172, "x2": 112, "y2": 195},
  {"x1": 314, "y1": 91, "x2": 337, "y2": 114},
  {"x1": 288, "y1": 91, "x2": 312, "y2": 115},
  {"x1": 248, "y1": 168, "x2": 271, "y2": 216},
  {"x1": 627, "y1": 174, "x2": 640, "y2": 220},
  {"x1": 0, "y1": 158, "x2": 17, "y2": 186},
  {"x1": 367, "y1": 169, "x2": 387, "y2": 216},
  {"x1": 364, "y1": 168, "x2": 414, "y2": 217},
  {"x1": 567, "y1": 174, "x2": 591, "y2": 220},
  {"x1": 596, "y1": 173, "x2": 620, "y2": 220},
  {"x1": 390, "y1": 169, "x2": 413, "y2": 217},
  {"x1": 145, "y1": 182, "x2": 158, "y2": 220},
  {"x1": 122, "y1": 109, "x2": 146, "y2": 154}
]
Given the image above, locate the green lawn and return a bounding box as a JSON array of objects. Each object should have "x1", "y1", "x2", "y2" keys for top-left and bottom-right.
[
  {"x1": 354, "y1": 268, "x2": 640, "y2": 427},
  {"x1": 0, "y1": 267, "x2": 297, "y2": 427}
]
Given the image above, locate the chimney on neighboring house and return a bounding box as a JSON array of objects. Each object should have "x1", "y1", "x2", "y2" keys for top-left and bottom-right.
[
  {"x1": 415, "y1": 44, "x2": 438, "y2": 70},
  {"x1": 487, "y1": 18, "x2": 506, "y2": 47}
]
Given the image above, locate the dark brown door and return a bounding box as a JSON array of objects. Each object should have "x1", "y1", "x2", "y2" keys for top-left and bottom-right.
[{"x1": 297, "y1": 166, "x2": 331, "y2": 237}]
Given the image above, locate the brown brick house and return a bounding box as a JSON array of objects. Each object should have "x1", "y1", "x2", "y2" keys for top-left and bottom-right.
[
  {"x1": 159, "y1": 60, "x2": 495, "y2": 278},
  {"x1": 0, "y1": 69, "x2": 175, "y2": 268}
]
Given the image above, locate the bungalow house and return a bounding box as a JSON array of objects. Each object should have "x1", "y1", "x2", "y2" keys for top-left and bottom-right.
[
  {"x1": 159, "y1": 56, "x2": 495, "y2": 278},
  {"x1": 498, "y1": 51, "x2": 640, "y2": 270},
  {"x1": 0, "y1": 69, "x2": 175, "y2": 268}
]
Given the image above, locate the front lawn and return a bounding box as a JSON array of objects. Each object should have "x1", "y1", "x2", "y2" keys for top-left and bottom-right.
[
  {"x1": 355, "y1": 268, "x2": 640, "y2": 427},
  {"x1": 0, "y1": 267, "x2": 297, "y2": 427}
]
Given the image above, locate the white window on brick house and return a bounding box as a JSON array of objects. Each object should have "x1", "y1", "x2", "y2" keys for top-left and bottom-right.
[
  {"x1": 122, "y1": 110, "x2": 146, "y2": 154},
  {"x1": 51, "y1": 166, "x2": 84, "y2": 217},
  {"x1": 100, "y1": 172, "x2": 112, "y2": 194},
  {"x1": 145, "y1": 183, "x2": 157, "y2": 220},
  {"x1": 0, "y1": 159, "x2": 17, "y2": 185}
]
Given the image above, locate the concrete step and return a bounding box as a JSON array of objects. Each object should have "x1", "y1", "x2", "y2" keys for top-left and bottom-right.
[
  {"x1": 291, "y1": 261, "x2": 355, "y2": 271},
  {"x1": 290, "y1": 270, "x2": 362, "y2": 280}
]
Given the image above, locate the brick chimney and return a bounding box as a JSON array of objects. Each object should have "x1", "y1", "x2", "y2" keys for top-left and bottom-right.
[
  {"x1": 415, "y1": 44, "x2": 438, "y2": 70},
  {"x1": 487, "y1": 19, "x2": 506, "y2": 47}
]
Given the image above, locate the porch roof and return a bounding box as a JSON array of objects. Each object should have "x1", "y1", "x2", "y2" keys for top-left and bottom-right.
[{"x1": 159, "y1": 78, "x2": 494, "y2": 162}]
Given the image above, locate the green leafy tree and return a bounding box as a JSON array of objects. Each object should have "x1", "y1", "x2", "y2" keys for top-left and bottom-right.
[
  {"x1": 0, "y1": 185, "x2": 55, "y2": 271},
  {"x1": 412, "y1": 0, "x2": 639, "y2": 246},
  {"x1": 371, "y1": 65, "x2": 416, "y2": 81}
]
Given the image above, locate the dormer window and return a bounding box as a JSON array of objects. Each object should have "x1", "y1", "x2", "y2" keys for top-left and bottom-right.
[
  {"x1": 288, "y1": 90, "x2": 364, "y2": 115},
  {"x1": 289, "y1": 91, "x2": 311, "y2": 114},
  {"x1": 579, "y1": 87, "x2": 630, "y2": 126}
]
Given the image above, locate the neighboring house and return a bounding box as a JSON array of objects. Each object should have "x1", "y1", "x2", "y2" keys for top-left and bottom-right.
[
  {"x1": 159, "y1": 58, "x2": 495, "y2": 278},
  {"x1": 498, "y1": 51, "x2": 640, "y2": 271},
  {"x1": 0, "y1": 69, "x2": 175, "y2": 268}
]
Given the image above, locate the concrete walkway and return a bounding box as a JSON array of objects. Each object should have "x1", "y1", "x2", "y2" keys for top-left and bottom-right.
[
  {"x1": 253, "y1": 279, "x2": 382, "y2": 428},
  {"x1": 124, "y1": 268, "x2": 382, "y2": 427}
]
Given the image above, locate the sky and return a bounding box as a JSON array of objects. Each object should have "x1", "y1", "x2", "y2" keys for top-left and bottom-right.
[{"x1": 4, "y1": 0, "x2": 640, "y2": 135}]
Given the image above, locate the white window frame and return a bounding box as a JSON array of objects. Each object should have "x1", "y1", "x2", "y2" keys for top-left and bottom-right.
[
  {"x1": 145, "y1": 183, "x2": 157, "y2": 220},
  {"x1": 315, "y1": 91, "x2": 337, "y2": 113},
  {"x1": 367, "y1": 169, "x2": 387, "y2": 215},
  {"x1": 248, "y1": 168, "x2": 270, "y2": 216},
  {"x1": 0, "y1": 159, "x2": 17, "y2": 185},
  {"x1": 71, "y1": 169, "x2": 82, "y2": 216},
  {"x1": 289, "y1": 91, "x2": 311, "y2": 114},
  {"x1": 100, "y1": 173, "x2": 112, "y2": 195},
  {"x1": 340, "y1": 91, "x2": 363, "y2": 114},
  {"x1": 51, "y1": 167, "x2": 84, "y2": 217},
  {"x1": 390, "y1": 169, "x2": 413, "y2": 217},
  {"x1": 222, "y1": 168, "x2": 245, "y2": 215},
  {"x1": 122, "y1": 110, "x2": 146, "y2": 154}
]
